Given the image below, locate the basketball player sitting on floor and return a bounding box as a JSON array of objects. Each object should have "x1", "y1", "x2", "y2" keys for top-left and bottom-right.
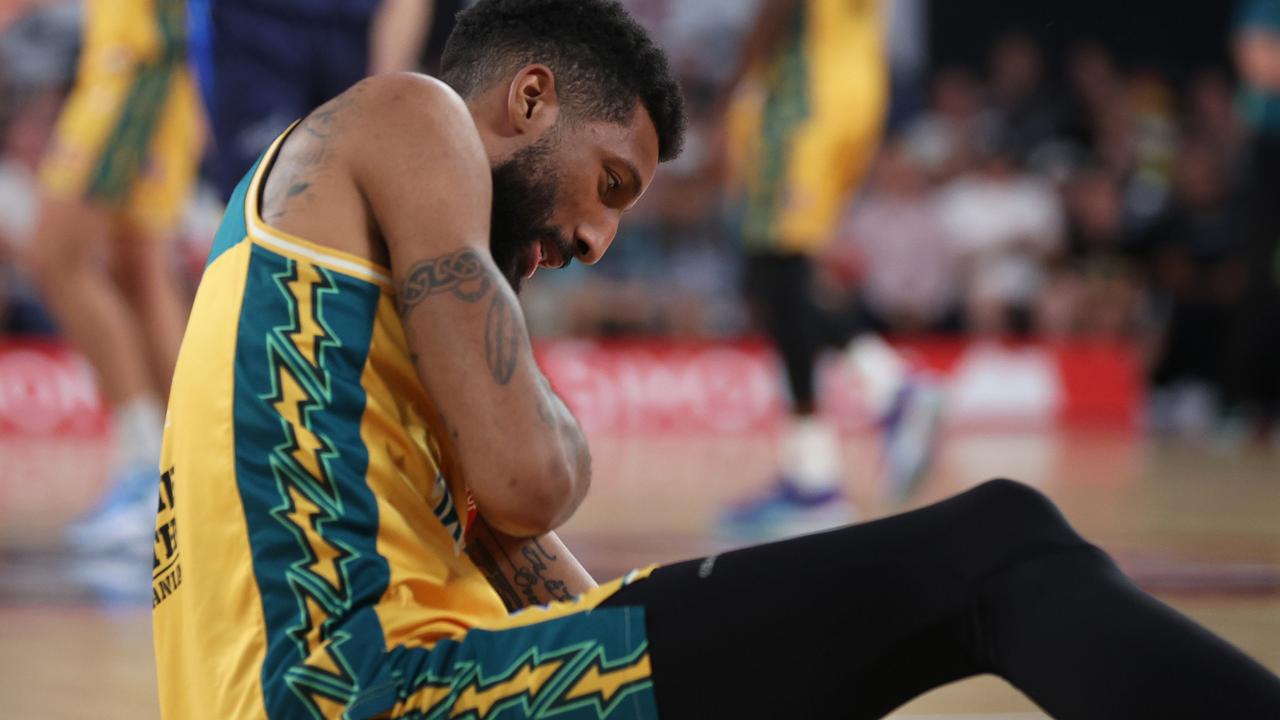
[{"x1": 153, "y1": 1, "x2": 1280, "y2": 717}]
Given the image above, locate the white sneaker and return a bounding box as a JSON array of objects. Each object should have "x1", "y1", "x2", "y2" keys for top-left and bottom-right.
[
  {"x1": 880, "y1": 375, "x2": 944, "y2": 502},
  {"x1": 718, "y1": 482, "x2": 858, "y2": 542},
  {"x1": 65, "y1": 466, "x2": 157, "y2": 557}
]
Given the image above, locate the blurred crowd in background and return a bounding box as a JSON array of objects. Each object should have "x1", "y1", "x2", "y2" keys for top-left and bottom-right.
[{"x1": 1, "y1": 0, "x2": 1278, "y2": 439}]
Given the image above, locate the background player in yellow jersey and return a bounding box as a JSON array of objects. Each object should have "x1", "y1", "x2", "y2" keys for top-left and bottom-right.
[
  {"x1": 718, "y1": 0, "x2": 944, "y2": 538},
  {"x1": 26, "y1": 0, "x2": 201, "y2": 556},
  {"x1": 155, "y1": 1, "x2": 1280, "y2": 717}
]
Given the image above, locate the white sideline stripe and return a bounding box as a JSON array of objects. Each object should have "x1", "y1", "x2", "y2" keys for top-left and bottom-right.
[{"x1": 249, "y1": 226, "x2": 392, "y2": 285}]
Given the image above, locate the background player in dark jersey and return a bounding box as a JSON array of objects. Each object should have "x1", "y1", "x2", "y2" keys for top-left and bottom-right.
[{"x1": 187, "y1": 0, "x2": 436, "y2": 200}]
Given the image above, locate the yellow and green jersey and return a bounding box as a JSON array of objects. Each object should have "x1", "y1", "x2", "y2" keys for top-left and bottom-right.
[
  {"x1": 153, "y1": 127, "x2": 656, "y2": 719},
  {"x1": 727, "y1": 0, "x2": 888, "y2": 254},
  {"x1": 39, "y1": 0, "x2": 201, "y2": 237}
]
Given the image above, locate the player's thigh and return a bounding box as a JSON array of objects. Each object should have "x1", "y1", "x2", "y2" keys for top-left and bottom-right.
[{"x1": 25, "y1": 193, "x2": 113, "y2": 279}]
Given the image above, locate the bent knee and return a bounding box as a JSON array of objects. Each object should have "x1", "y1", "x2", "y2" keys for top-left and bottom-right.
[
  {"x1": 972, "y1": 478, "x2": 1058, "y2": 517},
  {"x1": 965, "y1": 478, "x2": 1084, "y2": 549}
]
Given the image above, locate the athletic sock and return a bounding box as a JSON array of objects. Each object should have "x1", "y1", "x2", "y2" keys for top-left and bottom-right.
[
  {"x1": 112, "y1": 395, "x2": 165, "y2": 475},
  {"x1": 846, "y1": 334, "x2": 909, "y2": 421},
  {"x1": 778, "y1": 415, "x2": 843, "y2": 495}
]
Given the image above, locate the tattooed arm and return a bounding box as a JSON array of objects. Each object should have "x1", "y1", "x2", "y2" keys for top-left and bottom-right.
[
  {"x1": 466, "y1": 517, "x2": 597, "y2": 612},
  {"x1": 349, "y1": 74, "x2": 591, "y2": 537}
]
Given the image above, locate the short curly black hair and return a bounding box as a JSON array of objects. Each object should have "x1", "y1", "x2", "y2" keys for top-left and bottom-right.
[{"x1": 440, "y1": 0, "x2": 686, "y2": 162}]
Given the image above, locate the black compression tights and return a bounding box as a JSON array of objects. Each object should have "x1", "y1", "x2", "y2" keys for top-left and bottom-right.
[{"x1": 603, "y1": 479, "x2": 1280, "y2": 719}]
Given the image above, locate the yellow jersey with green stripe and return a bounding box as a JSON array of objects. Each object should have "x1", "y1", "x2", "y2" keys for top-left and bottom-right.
[
  {"x1": 39, "y1": 0, "x2": 202, "y2": 237},
  {"x1": 727, "y1": 0, "x2": 888, "y2": 254},
  {"x1": 153, "y1": 128, "x2": 657, "y2": 719}
]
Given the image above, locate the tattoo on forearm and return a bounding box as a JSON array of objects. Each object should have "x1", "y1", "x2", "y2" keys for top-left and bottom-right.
[
  {"x1": 466, "y1": 520, "x2": 575, "y2": 612},
  {"x1": 513, "y1": 541, "x2": 572, "y2": 605},
  {"x1": 397, "y1": 249, "x2": 493, "y2": 314},
  {"x1": 484, "y1": 293, "x2": 520, "y2": 385},
  {"x1": 465, "y1": 534, "x2": 523, "y2": 612}
]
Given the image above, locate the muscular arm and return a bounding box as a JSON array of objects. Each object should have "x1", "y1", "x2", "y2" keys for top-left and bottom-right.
[
  {"x1": 348, "y1": 74, "x2": 591, "y2": 537},
  {"x1": 465, "y1": 516, "x2": 597, "y2": 612}
]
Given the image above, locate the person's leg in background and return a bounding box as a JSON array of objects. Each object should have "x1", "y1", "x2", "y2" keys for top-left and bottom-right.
[
  {"x1": 116, "y1": 65, "x2": 203, "y2": 398},
  {"x1": 723, "y1": 252, "x2": 857, "y2": 537},
  {"x1": 611, "y1": 479, "x2": 1280, "y2": 718},
  {"x1": 719, "y1": 0, "x2": 940, "y2": 540},
  {"x1": 25, "y1": 1, "x2": 201, "y2": 556}
]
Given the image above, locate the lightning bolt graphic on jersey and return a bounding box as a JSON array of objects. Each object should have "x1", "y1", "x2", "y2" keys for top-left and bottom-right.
[
  {"x1": 267, "y1": 342, "x2": 339, "y2": 497},
  {"x1": 259, "y1": 256, "x2": 369, "y2": 718},
  {"x1": 273, "y1": 260, "x2": 339, "y2": 396},
  {"x1": 275, "y1": 478, "x2": 352, "y2": 601},
  {"x1": 390, "y1": 647, "x2": 574, "y2": 719},
  {"x1": 387, "y1": 639, "x2": 654, "y2": 720},
  {"x1": 542, "y1": 644, "x2": 653, "y2": 718}
]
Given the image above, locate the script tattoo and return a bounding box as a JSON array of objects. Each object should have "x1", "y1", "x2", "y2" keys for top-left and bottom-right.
[
  {"x1": 511, "y1": 540, "x2": 572, "y2": 606},
  {"x1": 465, "y1": 521, "x2": 572, "y2": 612},
  {"x1": 397, "y1": 249, "x2": 492, "y2": 314},
  {"x1": 485, "y1": 293, "x2": 520, "y2": 385},
  {"x1": 465, "y1": 534, "x2": 523, "y2": 611}
]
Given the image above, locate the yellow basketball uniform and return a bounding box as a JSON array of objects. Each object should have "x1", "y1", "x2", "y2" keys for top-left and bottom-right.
[
  {"x1": 153, "y1": 127, "x2": 657, "y2": 719},
  {"x1": 39, "y1": 0, "x2": 202, "y2": 239},
  {"x1": 727, "y1": 0, "x2": 888, "y2": 254}
]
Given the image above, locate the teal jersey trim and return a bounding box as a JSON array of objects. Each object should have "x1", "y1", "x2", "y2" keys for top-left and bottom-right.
[
  {"x1": 232, "y1": 245, "x2": 404, "y2": 717},
  {"x1": 229, "y1": 245, "x2": 657, "y2": 719},
  {"x1": 206, "y1": 156, "x2": 261, "y2": 268},
  {"x1": 389, "y1": 607, "x2": 658, "y2": 719}
]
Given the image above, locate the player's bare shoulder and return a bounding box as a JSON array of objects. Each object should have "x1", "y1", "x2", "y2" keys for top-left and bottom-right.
[
  {"x1": 342, "y1": 73, "x2": 491, "y2": 211},
  {"x1": 260, "y1": 73, "x2": 489, "y2": 266}
]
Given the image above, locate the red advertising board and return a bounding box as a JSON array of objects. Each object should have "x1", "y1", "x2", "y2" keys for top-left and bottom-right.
[{"x1": 0, "y1": 338, "x2": 1141, "y2": 438}]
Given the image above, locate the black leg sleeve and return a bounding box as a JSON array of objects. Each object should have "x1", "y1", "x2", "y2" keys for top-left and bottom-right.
[{"x1": 603, "y1": 480, "x2": 1280, "y2": 719}]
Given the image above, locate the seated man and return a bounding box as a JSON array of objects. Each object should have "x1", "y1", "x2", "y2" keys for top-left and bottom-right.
[{"x1": 152, "y1": 1, "x2": 1280, "y2": 717}]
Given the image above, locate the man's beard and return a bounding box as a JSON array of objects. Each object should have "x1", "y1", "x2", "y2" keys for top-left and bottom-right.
[{"x1": 489, "y1": 133, "x2": 572, "y2": 293}]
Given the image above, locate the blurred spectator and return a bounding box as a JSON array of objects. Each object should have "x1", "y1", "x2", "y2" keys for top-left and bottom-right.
[
  {"x1": 1142, "y1": 139, "x2": 1242, "y2": 435},
  {"x1": 986, "y1": 32, "x2": 1059, "y2": 162},
  {"x1": 0, "y1": 0, "x2": 78, "y2": 98},
  {"x1": 903, "y1": 68, "x2": 994, "y2": 181},
  {"x1": 1185, "y1": 70, "x2": 1245, "y2": 165},
  {"x1": 1124, "y1": 70, "x2": 1180, "y2": 224},
  {"x1": 0, "y1": 88, "x2": 62, "y2": 334},
  {"x1": 1226, "y1": 0, "x2": 1280, "y2": 436},
  {"x1": 937, "y1": 139, "x2": 1064, "y2": 336},
  {"x1": 824, "y1": 139, "x2": 958, "y2": 334},
  {"x1": 1039, "y1": 164, "x2": 1143, "y2": 339},
  {"x1": 0, "y1": 1, "x2": 78, "y2": 336},
  {"x1": 1059, "y1": 43, "x2": 1125, "y2": 153}
]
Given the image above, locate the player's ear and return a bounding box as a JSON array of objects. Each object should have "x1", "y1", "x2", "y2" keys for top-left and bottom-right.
[{"x1": 507, "y1": 64, "x2": 559, "y2": 135}]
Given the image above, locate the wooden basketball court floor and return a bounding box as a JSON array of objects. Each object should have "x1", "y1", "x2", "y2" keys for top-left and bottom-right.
[{"x1": 0, "y1": 430, "x2": 1276, "y2": 718}]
